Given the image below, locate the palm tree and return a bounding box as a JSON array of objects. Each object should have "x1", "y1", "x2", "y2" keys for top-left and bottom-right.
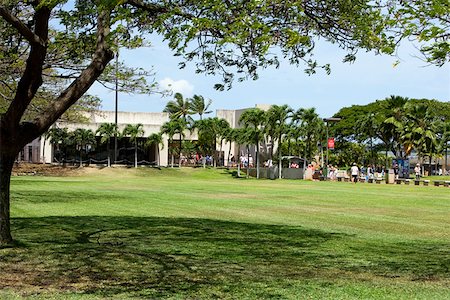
[
  {"x1": 71, "y1": 128, "x2": 96, "y2": 167},
  {"x1": 47, "y1": 127, "x2": 69, "y2": 164},
  {"x1": 40, "y1": 130, "x2": 51, "y2": 164},
  {"x1": 381, "y1": 95, "x2": 409, "y2": 159},
  {"x1": 265, "y1": 105, "x2": 293, "y2": 178},
  {"x1": 435, "y1": 120, "x2": 450, "y2": 175},
  {"x1": 239, "y1": 108, "x2": 266, "y2": 179},
  {"x1": 402, "y1": 103, "x2": 438, "y2": 175},
  {"x1": 96, "y1": 123, "x2": 118, "y2": 167},
  {"x1": 233, "y1": 127, "x2": 251, "y2": 177},
  {"x1": 161, "y1": 119, "x2": 185, "y2": 168},
  {"x1": 122, "y1": 123, "x2": 145, "y2": 168},
  {"x1": 355, "y1": 113, "x2": 379, "y2": 166},
  {"x1": 189, "y1": 95, "x2": 212, "y2": 120},
  {"x1": 146, "y1": 133, "x2": 164, "y2": 167},
  {"x1": 163, "y1": 92, "x2": 193, "y2": 122},
  {"x1": 216, "y1": 118, "x2": 231, "y2": 167},
  {"x1": 292, "y1": 108, "x2": 324, "y2": 164}
]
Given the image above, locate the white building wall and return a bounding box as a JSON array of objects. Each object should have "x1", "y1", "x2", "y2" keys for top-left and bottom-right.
[{"x1": 34, "y1": 111, "x2": 171, "y2": 166}]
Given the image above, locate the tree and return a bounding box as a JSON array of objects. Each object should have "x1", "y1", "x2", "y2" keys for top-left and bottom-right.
[
  {"x1": 355, "y1": 113, "x2": 379, "y2": 166},
  {"x1": 0, "y1": 0, "x2": 399, "y2": 244},
  {"x1": 402, "y1": 103, "x2": 438, "y2": 174},
  {"x1": 146, "y1": 133, "x2": 164, "y2": 167},
  {"x1": 122, "y1": 124, "x2": 144, "y2": 168},
  {"x1": 161, "y1": 119, "x2": 185, "y2": 168},
  {"x1": 192, "y1": 117, "x2": 230, "y2": 166},
  {"x1": 383, "y1": 0, "x2": 450, "y2": 66},
  {"x1": 216, "y1": 118, "x2": 231, "y2": 167},
  {"x1": 163, "y1": 93, "x2": 193, "y2": 122},
  {"x1": 71, "y1": 128, "x2": 96, "y2": 167},
  {"x1": 233, "y1": 128, "x2": 252, "y2": 178},
  {"x1": 96, "y1": 123, "x2": 118, "y2": 167},
  {"x1": 265, "y1": 105, "x2": 293, "y2": 178},
  {"x1": 239, "y1": 108, "x2": 266, "y2": 179},
  {"x1": 292, "y1": 108, "x2": 324, "y2": 164},
  {"x1": 189, "y1": 95, "x2": 212, "y2": 120},
  {"x1": 47, "y1": 127, "x2": 70, "y2": 164}
]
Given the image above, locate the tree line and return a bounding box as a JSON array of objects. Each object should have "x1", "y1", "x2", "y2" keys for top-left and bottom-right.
[{"x1": 161, "y1": 94, "x2": 450, "y2": 179}]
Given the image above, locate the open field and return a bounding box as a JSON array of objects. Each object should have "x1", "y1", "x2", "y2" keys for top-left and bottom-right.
[{"x1": 1, "y1": 167, "x2": 449, "y2": 299}]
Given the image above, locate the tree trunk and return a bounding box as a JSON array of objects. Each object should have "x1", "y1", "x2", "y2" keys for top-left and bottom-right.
[
  {"x1": 278, "y1": 134, "x2": 283, "y2": 179},
  {"x1": 42, "y1": 138, "x2": 46, "y2": 164},
  {"x1": 134, "y1": 141, "x2": 138, "y2": 168},
  {"x1": 0, "y1": 153, "x2": 15, "y2": 244},
  {"x1": 227, "y1": 141, "x2": 232, "y2": 167},
  {"x1": 179, "y1": 137, "x2": 182, "y2": 168},
  {"x1": 246, "y1": 145, "x2": 250, "y2": 178},
  {"x1": 107, "y1": 138, "x2": 111, "y2": 167},
  {"x1": 255, "y1": 137, "x2": 260, "y2": 179},
  {"x1": 156, "y1": 147, "x2": 160, "y2": 167}
]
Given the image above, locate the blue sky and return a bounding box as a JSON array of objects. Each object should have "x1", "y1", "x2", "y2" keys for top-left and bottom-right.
[{"x1": 90, "y1": 34, "x2": 450, "y2": 119}]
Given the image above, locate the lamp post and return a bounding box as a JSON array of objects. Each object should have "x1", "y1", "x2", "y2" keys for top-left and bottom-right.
[
  {"x1": 323, "y1": 117, "x2": 341, "y2": 178},
  {"x1": 113, "y1": 48, "x2": 119, "y2": 164}
]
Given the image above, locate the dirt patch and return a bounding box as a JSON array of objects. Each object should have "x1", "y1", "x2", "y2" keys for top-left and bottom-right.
[{"x1": 12, "y1": 163, "x2": 86, "y2": 177}]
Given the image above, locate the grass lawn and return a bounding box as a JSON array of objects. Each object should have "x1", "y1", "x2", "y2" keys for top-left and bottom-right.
[{"x1": 1, "y1": 167, "x2": 449, "y2": 299}]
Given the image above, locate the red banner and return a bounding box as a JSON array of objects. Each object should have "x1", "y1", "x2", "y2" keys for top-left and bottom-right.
[{"x1": 328, "y1": 137, "x2": 335, "y2": 150}]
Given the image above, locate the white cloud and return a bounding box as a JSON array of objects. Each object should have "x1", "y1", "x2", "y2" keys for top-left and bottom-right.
[{"x1": 159, "y1": 77, "x2": 194, "y2": 96}]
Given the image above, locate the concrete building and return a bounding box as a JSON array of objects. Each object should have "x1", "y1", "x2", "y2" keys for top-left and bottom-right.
[{"x1": 23, "y1": 110, "x2": 173, "y2": 166}]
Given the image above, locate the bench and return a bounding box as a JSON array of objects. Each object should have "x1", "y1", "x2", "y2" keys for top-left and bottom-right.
[
  {"x1": 358, "y1": 177, "x2": 366, "y2": 183},
  {"x1": 395, "y1": 178, "x2": 411, "y2": 185},
  {"x1": 415, "y1": 180, "x2": 430, "y2": 186},
  {"x1": 434, "y1": 180, "x2": 447, "y2": 187},
  {"x1": 368, "y1": 178, "x2": 374, "y2": 183},
  {"x1": 375, "y1": 178, "x2": 383, "y2": 184},
  {"x1": 445, "y1": 181, "x2": 450, "y2": 187},
  {"x1": 414, "y1": 180, "x2": 428, "y2": 186}
]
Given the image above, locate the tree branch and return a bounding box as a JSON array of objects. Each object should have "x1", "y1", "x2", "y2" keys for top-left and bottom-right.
[
  {"x1": 33, "y1": 9, "x2": 114, "y2": 136},
  {"x1": 0, "y1": 6, "x2": 46, "y2": 47},
  {"x1": 3, "y1": 6, "x2": 50, "y2": 128}
]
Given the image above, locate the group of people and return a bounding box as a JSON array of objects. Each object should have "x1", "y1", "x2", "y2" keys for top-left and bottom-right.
[{"x1": 350, "y1": 163, "x2": 387, "y2": 183}]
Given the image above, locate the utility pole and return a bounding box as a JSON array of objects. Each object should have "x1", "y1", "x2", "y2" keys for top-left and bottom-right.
[{"x1": 114, "y1": 47, "x2": 119, "y2": 164}]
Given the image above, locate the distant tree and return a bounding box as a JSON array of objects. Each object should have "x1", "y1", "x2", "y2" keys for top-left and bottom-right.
[
  {"x1": 355, "y1": 113, "x2": 379, "y2": 166},
  {"x1": 96, "y1": 123, "x2": 118, "y2": 167},
  {"x1": 161, "y1": 119, "x2": 185, "y2": 168},
  {"x1": 234, "y1": 128, "x2": 253, "y2": 178},
  {"x1": 47, "y1": 127, "x2": 70, "y2": 164},
  {"x1": 216, "y1": 119, "x2": 231, "y2": 167},
  {"x1": 402, "y1": 103, "x2": 438, "y2": 174},
  {"x1": 239, "y1": 108, "x2": 266, "y2": 179},
  {"x1": 292, "y1": 108, "x2": 324, "y2": 164},
  {"x1": 163, "y1": 93, "x2": 193, "y2": 122},
  {"x1": 265, "y1": 105, "x2": 293, "y2": 178},
  {"x1": 71, "y1": 128, "x2": 96, "y2": 167},
  {"x1": 146, "y1": 133, "x2": 164, "y2": 167},
  {"x1": 122, "y1": 124, "x2": 145, "y2": 168},
  {"x1": 189, "y1": 95, "x2": 212, "y2": 120}
]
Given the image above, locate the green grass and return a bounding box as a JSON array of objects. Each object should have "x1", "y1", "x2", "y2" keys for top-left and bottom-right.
[{"x1": 1, "y1": 167, "x2": 449, "y2": 299}]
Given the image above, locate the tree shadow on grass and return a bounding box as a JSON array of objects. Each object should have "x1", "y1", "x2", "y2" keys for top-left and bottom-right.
[{"x1": 1, "y1": 217, "x2": 449, "y2": 298}]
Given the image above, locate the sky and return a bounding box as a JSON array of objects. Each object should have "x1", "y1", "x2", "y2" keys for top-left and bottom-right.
[{"x1": 89, "y1": 34, "x2": 450, "y2": 119}]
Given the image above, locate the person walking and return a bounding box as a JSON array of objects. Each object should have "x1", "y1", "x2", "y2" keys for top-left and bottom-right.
[
  {"x1": 351, "y1": 163, "x2": 359, "y2": 183},
  {"x1": 414, "y1": 163, "x2": 421, "y2": 180}
]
